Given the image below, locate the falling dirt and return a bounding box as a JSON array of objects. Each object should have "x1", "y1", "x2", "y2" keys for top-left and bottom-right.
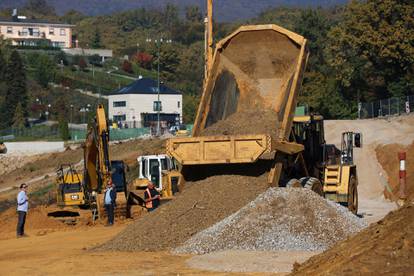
[
  {"x1": 376, "y1": 142, "x2": 414, "y2": 200},
  {"x1": 100, "y1": 174, "x2": 269, "y2": 251},
  {"x1": 292, "y1": 203, "x2": 414, "y2": 275},
  {"x1": 201, "y1": 109, "x2": 280, "y2": 140}
]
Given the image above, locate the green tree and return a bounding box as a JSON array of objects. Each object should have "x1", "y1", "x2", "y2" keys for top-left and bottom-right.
[
  {"x1": 35, "y1": 54, "x2": 56, "y2": 88},
  {"x1": 23, "y1": 0, "x2": 56, "y2": 16},
  {"x1": 185, "y1": 6, "x2": 202, "y2": 23},
  {"x1": 326, "y1": 0, "x2": 414, "y2": 101},
  {"x1": 91, "y1": 28, "x2": 102, "y2": 49},
  {"x1": 58, "y1": 114, "x2": 70, "y2": 141},
  {"x1": 4, "y1": 51, "x2": 27, "y2": 127},
  {"x1": 12, "y1": 102, "x2": 25, "y2": 129}
]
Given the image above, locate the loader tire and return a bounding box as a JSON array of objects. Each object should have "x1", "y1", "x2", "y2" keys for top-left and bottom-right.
[
  {"x1": 347, "y1": 175, "x2": 358, "y2": 215},
  {"x1": 299, "y1": 177, "x2": 324, "y2": 196}
]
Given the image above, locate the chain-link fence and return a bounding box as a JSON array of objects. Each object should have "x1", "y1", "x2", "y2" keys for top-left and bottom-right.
[
  {"x1": 70, "y1": 128, "x2": 150, "y2": 141},
  {"x1": 359, "y1": 95, "x2": 414, "y2": 119},
  {"x1": 0, "y1": 125, "x2": 60, "y2": 141}
]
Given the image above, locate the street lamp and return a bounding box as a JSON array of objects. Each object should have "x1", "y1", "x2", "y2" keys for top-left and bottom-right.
[
  {"x1": 46, "y1": 104, "x2": 51, "y2": 121},
  {"x1": 70, "y1": 104, "x2": 74, "y2": 124},
  {"x1": 145, "y1": 38, "x2": 172, "y2": 136}
]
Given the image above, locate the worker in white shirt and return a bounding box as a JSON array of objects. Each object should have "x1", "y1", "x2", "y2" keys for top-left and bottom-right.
[{"x1": 16, "y1": 183, "x2": 29, "y2": 238}]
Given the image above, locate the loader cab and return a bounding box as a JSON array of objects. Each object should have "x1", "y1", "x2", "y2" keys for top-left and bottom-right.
[
  {"x1": 55, "y1": 165, "x2": 86, "y2": 207},
  {"x1": 293, "y1": 115, "x2": 327, "y2": 176},
  {"x1": 137, "y1": 155, "x2": 178, "y2": 191}
]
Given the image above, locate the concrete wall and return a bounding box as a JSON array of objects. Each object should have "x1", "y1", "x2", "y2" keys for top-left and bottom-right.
[
  {"x1": 4, "y1": 141, "x2": 65, "y2": 156},
  {"x1": 0, "y1": 23, "x2": 73, "y2": 48},
  {"x1": 108, "y1": 93, "x2": 183, "y2": 125}
]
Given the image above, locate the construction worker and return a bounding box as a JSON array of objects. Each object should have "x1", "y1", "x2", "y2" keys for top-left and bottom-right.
[
  {"x1": 144, "y1": 182, "x2": 160, "y2": 212},
  {"x1": 104, "y1": 180, "x2": 116, "y2": 226},
  {"x1": 16, "y1": 183, "x2": 28, "y2": 238}
]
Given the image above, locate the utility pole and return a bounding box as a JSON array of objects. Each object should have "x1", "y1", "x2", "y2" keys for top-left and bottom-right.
[{"x1": 204, "y1": 0, "x2": 214, "y2": 82}]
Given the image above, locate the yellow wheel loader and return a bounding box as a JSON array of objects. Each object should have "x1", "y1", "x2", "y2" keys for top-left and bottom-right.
[{"x1": 126, "y1": 154, "x2": 184, "y2": 217}]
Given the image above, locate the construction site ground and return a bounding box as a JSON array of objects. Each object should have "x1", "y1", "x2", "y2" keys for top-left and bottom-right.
[{"x1": 0, "y1": 115, "x2": 413, "y2": 275}]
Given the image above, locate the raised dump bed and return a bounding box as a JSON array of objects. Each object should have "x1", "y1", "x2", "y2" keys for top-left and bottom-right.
[{"x1": 167, "y1": 24, "x2": 308, "y2": 183}]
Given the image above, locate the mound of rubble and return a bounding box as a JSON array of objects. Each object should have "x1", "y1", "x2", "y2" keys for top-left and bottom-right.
[
  {"x1": 174, "y1": 188, "x2": 367, "y2": 254},
  {"x1": 100, "y1": 174, "x2": 269, "y2": 251}
]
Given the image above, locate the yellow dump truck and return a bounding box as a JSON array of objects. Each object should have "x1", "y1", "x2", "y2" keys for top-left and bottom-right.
[{"x1": 167, "y1": 24, "x2": 360, "y2": 213}]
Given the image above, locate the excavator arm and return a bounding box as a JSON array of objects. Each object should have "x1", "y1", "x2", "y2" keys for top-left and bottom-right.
[{"x1": 84, "y1": 104, "x2": 112, "y2": 193}]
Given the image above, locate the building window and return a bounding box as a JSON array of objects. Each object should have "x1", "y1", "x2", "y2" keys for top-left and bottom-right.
[
  {"x1": 7, "y1": 27, "x2": 12, "y2": 34},
  {"x1": 20, "y1": 28, "x2": 28, "y2": 36},
  {"x1": 177, "y1": 101, "x2": 180, "y2": 108},
  {"x1": 113, "y1": 101, "x2": 126, "y2": 107},
  {"x1": 49, "y1": 28, "x2": 54, "y2": 35},
  {"x1": 60, "y1": 28, "x2": 66, "y2": 36},
  {"x1": 32, "y1": 28, "x2": 40, "y2": 37},
  {"x1": 52, "y1": 41, "x2": 66, "y2": 48},
  {"x1": 113, "y1": 115, "x2": 126, "y2": 122},
  {"x1": 153, "y1": 101, "x2": 162, "y2": 112}
]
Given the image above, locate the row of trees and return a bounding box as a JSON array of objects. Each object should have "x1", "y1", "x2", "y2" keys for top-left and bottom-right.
[
  {"x1": 0, "y1": 47, "x2": 28, "y2": 129},
  {"x1": 1, "y1": 0, "x2": 412, "y2": 123},
  {"x1": 74, "y1": 0, "x2": 412, "y2": 120}
]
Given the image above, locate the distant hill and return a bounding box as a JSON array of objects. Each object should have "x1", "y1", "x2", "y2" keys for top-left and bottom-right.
[{"x1": 0, "y1": 0, "x2": 346, "y2": 22}]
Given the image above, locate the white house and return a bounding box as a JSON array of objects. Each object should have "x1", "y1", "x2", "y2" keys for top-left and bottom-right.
[{"x1": 108, "y1": 77, "x2": 182, "y2": 128}]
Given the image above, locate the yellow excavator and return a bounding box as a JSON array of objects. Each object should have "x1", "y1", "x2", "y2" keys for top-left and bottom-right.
[{"x1": 49, "y1": 105, "x2": 128, "y2": 222}]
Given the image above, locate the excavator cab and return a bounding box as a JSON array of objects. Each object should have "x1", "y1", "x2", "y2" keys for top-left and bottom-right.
[{"x1": 55, "y1": 164, "x2": 86, "y2": 207}]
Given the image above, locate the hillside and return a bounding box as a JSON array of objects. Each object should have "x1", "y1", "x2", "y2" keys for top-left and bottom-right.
[{"x1": 1, "y1": 0, "x2": 346, "y2": 22}]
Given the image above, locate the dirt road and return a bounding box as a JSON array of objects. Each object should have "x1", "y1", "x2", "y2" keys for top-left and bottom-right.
[
  {"x1": 324, "y1": 115, "x2": 414, "y2": 223},
  {"x1": 0, "y1": 224, "x2": 279, "y2": 275}
]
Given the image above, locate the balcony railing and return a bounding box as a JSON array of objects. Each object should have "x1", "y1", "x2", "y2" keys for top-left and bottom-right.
[{"x1": 17, "y1": 31, "x2": 46, "y2": 38}]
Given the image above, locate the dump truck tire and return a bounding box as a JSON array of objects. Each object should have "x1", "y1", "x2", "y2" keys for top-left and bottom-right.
[{"x1": 300, "y1": 177, "x2": 324, "y2": 196}]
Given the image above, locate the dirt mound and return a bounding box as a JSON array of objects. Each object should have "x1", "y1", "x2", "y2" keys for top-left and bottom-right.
[
  {"x1": 292, "y1": 203, "x2": 414, "y2": 275},
  {"x1": 200, "y1": 109, "x2": 279, "y2": 140},
  {"x1": 99, "y1": 174, "x2": 269, "y2": 251},
  {"x1": 0, "y1": 205, "x2": 69, "y2": 239},
  {"x1": 174, "y1": 188, "x2": 366, "y2": 254},
  {"x1": 376, "y1": 142, "x2": 414, "y2": 200}
]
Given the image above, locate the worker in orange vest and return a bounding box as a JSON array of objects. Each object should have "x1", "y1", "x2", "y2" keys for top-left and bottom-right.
[{"x1": 144, "y1": 182, "x2": 160, "y2": 212}]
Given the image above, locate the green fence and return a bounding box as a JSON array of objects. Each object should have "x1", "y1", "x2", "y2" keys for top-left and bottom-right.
[{"x1": 70, "y1": 128, "x2": 150, "y2": 141}]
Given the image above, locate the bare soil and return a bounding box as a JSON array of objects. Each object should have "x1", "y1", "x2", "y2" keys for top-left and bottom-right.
[
  {"x1": 201, "y1": 109, "x2": 279, "y2": 140},
  {"x1": 0, "y1": 223, "x2": 245, "y2": 276},
  {"x1": 292, "y1": 203, "x2": 414, "y2": 275},
  {"x1": 376, "y1": 142, "x2": 414, "y2": 200},
  {"x1": 100, "y1": 174, "x2": 269, "y2": 251}
]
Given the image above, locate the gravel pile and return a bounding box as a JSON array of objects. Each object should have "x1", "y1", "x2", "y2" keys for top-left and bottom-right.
[
  {"x1": 174, "y1": 188, "x2": 367, "y2": 254},
  {"x1": 99, "y1": 174, "x2": 269, "y2": 251}
]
